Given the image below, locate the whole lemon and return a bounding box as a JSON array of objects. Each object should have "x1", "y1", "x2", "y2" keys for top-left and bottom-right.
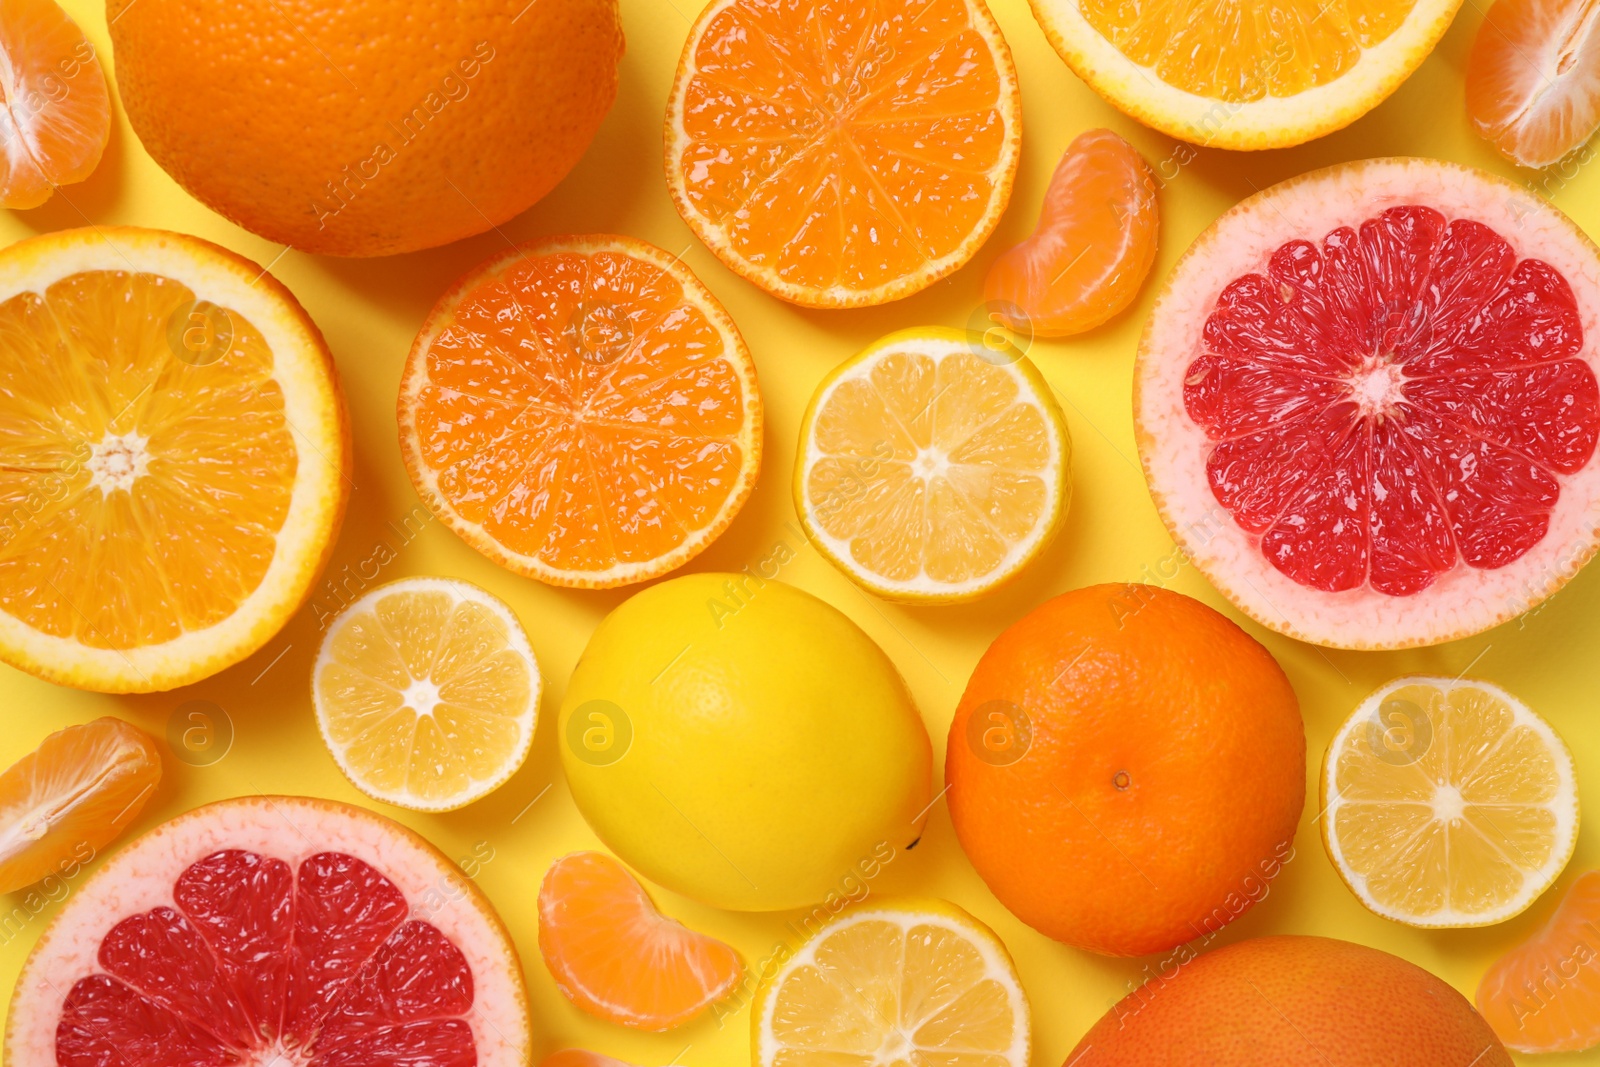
[{"x1": 561, "y1": 573, "x2": 932, "y2": 911}]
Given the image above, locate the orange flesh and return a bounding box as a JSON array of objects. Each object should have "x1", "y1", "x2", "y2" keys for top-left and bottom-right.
[
  {"x1": 0, "y1": 271, "x2": 294, "y2": 649},
  {"x1": 673, "y1": 0, "x2": 1014, "y2": 297},
  {"x1": 0, "y1": 0, "x2": 110, "y2": 208},
  {"x1": 1478, "y1": 870, "x2": 1600, "y2": 1052},
  {"x1": 409, "y1": 248, "x2": 752, "y2": 576}
]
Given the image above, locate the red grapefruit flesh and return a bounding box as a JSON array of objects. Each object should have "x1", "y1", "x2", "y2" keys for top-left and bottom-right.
[
  {"x1": 1136, "y1": 158, "x2": 1600, "y2": 649},
  {"x1": 4, "y1": 796, "x2": 530, "y2": 1067}
]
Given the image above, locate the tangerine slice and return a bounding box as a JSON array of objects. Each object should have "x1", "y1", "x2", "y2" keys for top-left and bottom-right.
[
  {"x1": 398, "y1": 235, "x2": 761, "y2": 588},
  {"x1": 1477, "y1": 869, "x2": 1600, "y2": 1052},
  {"x1": 0, "y1": 0, "x2": 110, "y2": 209},
  {"x1": 664, "y1": 0, "x2": 1022, "y2": 308},
  {"x1": 1466, "y1": 0, "x2": 1600, "y2": 167},
  {"x1": 984, "y1": 128, "x2": 1159, "y2": 337},
  {"x1": 537, "y1": 851, "x2": 742, "y2": 1031}
]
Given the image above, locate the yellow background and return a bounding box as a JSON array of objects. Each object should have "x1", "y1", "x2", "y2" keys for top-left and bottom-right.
[{"x1": 6, "y1": 0, "x2": 1600, "y2": 1063}]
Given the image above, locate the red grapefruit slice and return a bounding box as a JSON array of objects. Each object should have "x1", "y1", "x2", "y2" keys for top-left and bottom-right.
[
  {"x1": 1137, "y1": 158, "x2": 1600, "y2": 649},
  {"x1": 4, "y1": 796, "x2": 530, "y2": 1067}
]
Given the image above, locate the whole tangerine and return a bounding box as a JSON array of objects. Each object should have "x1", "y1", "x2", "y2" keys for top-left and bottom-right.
[{"x1": 945, "y1": 583, "x2": 1305, "y2": 956}]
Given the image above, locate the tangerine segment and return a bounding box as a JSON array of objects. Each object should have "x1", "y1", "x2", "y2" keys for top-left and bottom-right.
[
  {"x1": 0, "y1": 0, "x2": 111, "y2": 209},
  {"x1": 1323, "y1": 676, "x2": 1579, "y2": 927},
  {"x1": 665, "y1": 0, "x2": 1022, "y2": 308},
  {"x1": 985, "y1": 128, "x2": 1159, "y2": 338},
  {"x1": 1477, "y1": 870, "x2": 1600, "y2": 1052},
  {"x1": 1467, "y1": 0, "x2": 1600, "y2": 167},
  {"x1": 0, "y1": 227, "x2": 347, "y2": 692},
  {"x1": 538, "y1": 851, "x2": 742, "y2": 1031},
  {"x1": 399, "y1": 235, "x2": 761, "y2": 588},
  {"x1": 0, "y1": 717, "x2": 161, "y2": 894}
]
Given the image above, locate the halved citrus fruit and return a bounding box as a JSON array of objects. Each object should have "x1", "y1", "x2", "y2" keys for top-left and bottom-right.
[
  {"x1": 1477, "y1": 869, "x2": 1600, "y2": 1052},
  {"x1": 795, "y1": 327, "x2": 1070, "y2": 602},
  {"x1": 1466, "y1": 0, "x2": 1600, "y2": 167},
  {"x1": 0, "y1": 226, "x2": 348, "y2": 691},
  {"x1": 0, "y1": 0, "x2": 111, "y2": 209},
  {"x1": 1136, "y1": 158, "x2": 1600, "y2": 649},
  {"x1": 538, "y1": 851, "x2": 742, "y2": 1031},
  {"x1": 664, "y1": 0, "x2": 1022, "y2": 308},
  {"x1": 753, "y1": 899, "x2": 1030, "y2": 1067},
  {"x1": 984, "y1": 128, "x2": 1159, "y2": 337},
  {"x1": 1322, "y1": 676, "x2": 1579, "y2": 928},
  {"x1": 398, "y1": 234, "x2": 761, "y2": 588},
  {"x1": 4, "y1": 795, "x2": 532, "y2": 1067},
  {"x1": 0, "y1": 717, "x2": 161, "y2": 894},
  {"x1": 313, "y1": 576, "x2": 539, "y2": 812},
  {"x1": 1029, "y1": 0, "x2": 1463, "y2": 148}
]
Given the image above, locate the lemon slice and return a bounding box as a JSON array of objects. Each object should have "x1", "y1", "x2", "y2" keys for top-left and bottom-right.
[
  {"x1": 754, "y1": 900, "x2": 1030, "y2": 1067},
  {"x1": 795, "y1": 328, "x2": 1070, "y2": 602},
  {"x1": 1322, "y1": 676, "x2": 1578, "y2": 927},
  {"x1": 313, "y1": 576, "x2": 540, "y2": 812}
]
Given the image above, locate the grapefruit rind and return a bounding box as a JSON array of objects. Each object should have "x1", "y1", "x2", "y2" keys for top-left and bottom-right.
[
  {"x1": 3, "y1": 795, "x2": 532, "y2": 1067},
  {"x1": 397, "y1": 234, "x2": 762, "y2": 589},
  {"x1": 0, "y1": 227, "x2": 349, "y2": 691},
  {"x1": 1320, "y1": 675, "x2": 1579, "y2": 928},
  {"x1": 1135, "y1": 158, "x2": 1600, "y2": 650}
]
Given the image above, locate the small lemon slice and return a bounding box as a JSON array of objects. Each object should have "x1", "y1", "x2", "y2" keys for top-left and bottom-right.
[
  {"x1": 313, "y1": 576, "x2": 539, "y2": 812},
  {"x1": 1322, "y1": 676, "x2": 1578, "y2": 927},
  {"x1": 795, "y1": 328, "x2": 1070, "y2": 603},
  {"x1": 754, "y1": 899, "x2": 1030, "y2": 1067}
]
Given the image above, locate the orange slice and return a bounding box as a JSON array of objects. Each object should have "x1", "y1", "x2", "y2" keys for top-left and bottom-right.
[
  {"x1": 0, "y1": 227, "x2": 348, "y2": 692},
  {"x1": 1477, "y1": 869, "x2": 1600, "y2": 1053},
  {"x1": 0, "y1": 717, "x2": 161, "y2": 894},
  {"x1": 1467, "y1": 0, "x2": 1600, "y2": 167},
  {"x1": 0, "y1": 0, "x2": 110, "y2": 209},
  {"x1": 664, "y1": 0, "x2": 1022, "y2": 308},
  {"x1": 537, "y1": 851, "x2": 743, "y2": 1031},
  {"x1": 985, "y1": 128, "x2": 1159, "y2": 338},
  {"x1": 398, "y1": 235, "x2": 761, "y2": 588}
]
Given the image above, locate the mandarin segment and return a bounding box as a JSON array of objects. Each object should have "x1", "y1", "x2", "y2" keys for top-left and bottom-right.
[
  {"x1": 0, "y1": 0, "x2": 111, "y2": 209},
  {"x1": 1478, "y1": 871, "x2": 1600, "y2": 1052}
]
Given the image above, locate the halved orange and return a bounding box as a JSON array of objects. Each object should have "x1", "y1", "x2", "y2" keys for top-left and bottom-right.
[
  {"x1": 398, "y1": 235, "x2": 761, "y2": 588},
  {"x1": 665, "y1": 0, "x2": 1022, "y2": 308},
  {"x1": 0, "y1": 0, "x2": 111, "y2": 209},
  {"x1": 0, "y1": 227, "x2": 349, "y2": 692},
  {"x1": 537, "y1": 851, "x2": 742, "y2": 1031}
]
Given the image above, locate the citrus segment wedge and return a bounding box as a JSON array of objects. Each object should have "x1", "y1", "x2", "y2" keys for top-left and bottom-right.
[
  {"x1": 1322, "y1": 676, "x2": 1579, "y2": 928},
  {"x1": 313, "y1": 576, "x2": 539, "y2": 812},
  {"x1": 795, "y1": 327, "x2": 1070, "y2": 602},
  {"x1": 398, "y1": 235, "x2": 761, "y2": 588},
  {"x1": 1477, "y1": 869, "x2": 1600, "y2": 1052},
  {"x1": 665, "y1": 0, "x2": 1022, "y2": 307},
  {"x1": 0, "y1": 0, "x2": 110, "y2": 209},
  {"x1": 1467, "y1": 0, "x2": 1600, "y2": 167}
]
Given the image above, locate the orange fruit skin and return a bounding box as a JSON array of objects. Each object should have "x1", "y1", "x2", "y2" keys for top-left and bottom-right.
[
  {"x1": 1477, "y1": 869, "x2": 1600, "y2": 1053},
  {"x1": 107, "y1": 0, "x2": 623, "y2": 256},
  {"x1": 945, "y1": 584, "x2": 1304, "y2": 957},
  {"x1": 1069, "y1": 935, "x2": 1513, "y2": 1066}
]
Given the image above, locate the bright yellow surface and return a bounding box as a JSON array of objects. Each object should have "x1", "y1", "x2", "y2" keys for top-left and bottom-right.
[{"x1": 4, "y1": 2, "x2": 1599, "y2": 1065}]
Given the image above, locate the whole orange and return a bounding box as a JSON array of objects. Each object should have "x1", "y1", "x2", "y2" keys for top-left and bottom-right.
[
  {"x1": 1068, "y1": 935, "x2": 1512, "y2": 1065},
  {"x1": 107, "y1": 0, "x2": 623, "y2": 256},
  {"x1": 945, "y1": 583, "x2": 1304, "y2": 956}
]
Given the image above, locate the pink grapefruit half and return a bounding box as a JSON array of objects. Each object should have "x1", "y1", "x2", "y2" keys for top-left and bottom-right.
[
  {"x1": 5, "y1": 795, "x2": 531, "y2": 1067},
  {"x1": 1137, "y1": 158, "x2": 1600, "y2": 649}
]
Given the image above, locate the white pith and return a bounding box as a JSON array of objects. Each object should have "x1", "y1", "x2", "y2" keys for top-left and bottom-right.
[
  {"x1": 797, "y1": 331, "x2": 1070, "y2": 600},
  {"x1": 86, "y1": 432, "x2": 151, "y2": 494},
  {"x1": 1322, "y1": 675, "x2": 1580, "y2": 928},
  {"x1": 4, "y1": 796, "x2": 531, "y2": 1067},
  {"x1": 1136, "y1": 158, "x2": 1600, "y2": 649},
  {"x1": 312, "y1": 577, "x2": 541, "y2": 813}
]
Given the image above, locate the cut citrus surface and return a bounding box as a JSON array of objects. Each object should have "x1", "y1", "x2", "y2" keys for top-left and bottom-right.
[
  {"x1": 1136, "y1": 158, "x2": 1600, "y2": 649},
  {"x1": 0, "y1": 0, "x2": 110, "y2": 209},
  {"x1": 664, "y1": 0, "x2": 1021, "y2": 308},
  {"x1": 984, "y1": 128, "x2": 1159, "y2": 338},
  {"x1": 313, "y1": 577, "x2": 539, "y2": 812},
  {"x1": 4, "y1": 795, "x2": 532, "y2": 1067},
  {"x1": 1466, "y1": 0, "x2": 1600, "y2": 167},
  {"x1": 0, "y1": 226, "x2": 348, "y2": 691},
  {"x1": 753, "y1": 899, "x2": 1030, "y2": 1067},
  {"x1": 398, "y1": 234, "x2": 761, "y2": 588},
  {"x1": 1477, "y1": 869, "x2": 1600, "y2": 1052},
  {"x1": 1322, "y1": 676, "x2": 1579, "y2": 928},
  {"x1": 538, "y1": 851, "x2": 742, "y2": 1031},
  {"x1": 0, "y1": 717, "x2": 161, "y2": 894},
  {"x1": 795, "y1": 327, "x2": 1070, "y2": 602},
  {"x1": 1029, "y1": 0, "x2": 1464, "y2": 148}
]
